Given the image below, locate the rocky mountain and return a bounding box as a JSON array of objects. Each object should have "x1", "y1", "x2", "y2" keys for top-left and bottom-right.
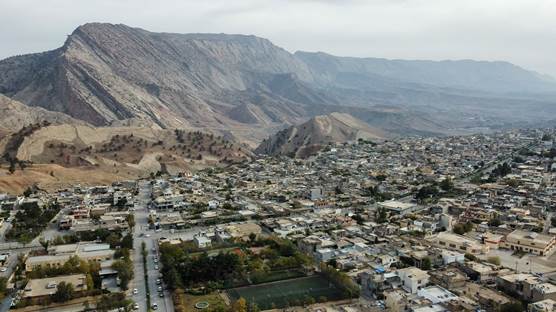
[
  {"x1": 295, "y1": 51, "x2": 556, "y2": 94},
  {"x1": 255, "y1": 112, "x2": 385, "y2": 158},
  {"x1": 0, "y1": 23, "x2": 323, "y2": 144},
  {"x1": 0, "y1": 94, "x2": 84, "y2": 132},
  {"x1": 1, "y1": 23, "x2": 555, "y2": 146}
]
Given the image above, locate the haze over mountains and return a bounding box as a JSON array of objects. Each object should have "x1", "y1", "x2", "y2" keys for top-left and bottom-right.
[
  {"x1": 0, "y1": 23, "x2": 555, "y2": 144},
  {"x1": 1, "y1": 22, "x2": 555, "y2": 191}
]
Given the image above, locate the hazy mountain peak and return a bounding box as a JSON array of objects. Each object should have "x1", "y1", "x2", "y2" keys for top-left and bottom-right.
[{"x1": 255, "y1": 112, "x2": 385, "y2": 158}]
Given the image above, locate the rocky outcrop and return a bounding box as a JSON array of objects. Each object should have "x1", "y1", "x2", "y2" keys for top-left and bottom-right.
[{"x1": 255, "y1": 112, "x2": 385, "y2": 158}]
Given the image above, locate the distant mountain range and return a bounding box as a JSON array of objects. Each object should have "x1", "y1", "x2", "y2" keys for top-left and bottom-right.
[{"x1": 1, "y1": 23, "x2": 555, "y2": 146}]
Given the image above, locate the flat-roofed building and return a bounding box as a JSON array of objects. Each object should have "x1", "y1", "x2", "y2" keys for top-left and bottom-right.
[
  {"x1": 378, "y1": 200, "x2": 421, "y2": 216},
  {"x1": 417, "y1": 285, "x2": 458, "y2": 304},
  {"x1": 502, "y1": 230, "x2": 556, "y2": 256},
  {"x1": 23, "y1": 274, "x2": 87, "y2": 299},
  {"x1": 397, "y1": 267, "x2": 430, "y2": 294},
  {"x1": 434, "y1": 232, "x2": 489, "y2": 255},
  {"x1": 26, "y1": 243, "x2": 114, "y2": 271}
]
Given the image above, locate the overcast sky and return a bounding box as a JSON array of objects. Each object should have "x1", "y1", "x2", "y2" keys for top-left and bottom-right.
[{"x1": 1, "y1": 0, "x2": 555, "y2": 77}]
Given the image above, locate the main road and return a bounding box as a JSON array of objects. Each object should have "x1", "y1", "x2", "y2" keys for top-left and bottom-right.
[{"x1": 130, "y1": 181, "x2": 174, "y2": 312}]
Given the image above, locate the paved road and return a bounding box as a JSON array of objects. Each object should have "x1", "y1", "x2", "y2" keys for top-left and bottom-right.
[{"x1": 130, "y1": 180, "x2": 174, "y2": 312}]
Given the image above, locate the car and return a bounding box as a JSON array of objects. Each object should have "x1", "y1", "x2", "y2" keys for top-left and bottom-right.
[
  {"x1": 157, "y1": 286, "x2": 162, "y2": 292},
  {"x1": 132, "y1": 288, "x2": 138, "y2": 295},
  {"x1": 152, "y1": 248, "x2": 156, "y2": 252},
  {"x1": 159, "y1": 292, "x2": 164, "y2": 298},
  {"x1": 0, "y1": 267, "x2": 7, "y2": 272},
  {"x1": 145, "y1": 234, "x2": 151, "y2": 238},
  {"x1": 154, "y1": 258, "x2": 158, "y2": 263},
  {"x1": 133, "y1": 303, "x2": 139, "y2": 310},
  {"x1": 154, "y1": 265, "x2": 159, "y2": 270},
  {"x1": 152, "y1": 303, "x2": 158, "y2": 310},
  {"x1": 156, "y1": 279, "x2": 161, "y2": 285}
]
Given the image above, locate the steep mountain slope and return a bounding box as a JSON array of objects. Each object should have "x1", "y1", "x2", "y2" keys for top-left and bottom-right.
[
  {"x1": 0, "y1": 94, "x2": 84, "y2": 131},
  {"x1": 0, "y1": 23, "x2": 318, "y2": 142},
  {"x1": 255, "y1": 112, "x2": 385, "y2": 157},
  {"x1": 1, "y1": 23, "x2": 555, "y2": 143}
]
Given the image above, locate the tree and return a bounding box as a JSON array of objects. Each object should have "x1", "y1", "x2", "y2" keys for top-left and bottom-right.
[
  {"x1": 39, "y1": 238, "x2": 49, "y2": 252},
  {"x1": 232, "y1": 298, "x2": 247, "y2": 312},
  {"x1": 125, "y1": 214, "x2": 135, "y2": 230},
  {"x1": 453, "y1": 222, "x2": 473, "y2": 235},
  {"x1": 120, "y1": 234, "x2": 133, "y2": 250},
  {"x1": 415, "y1": 185, "x2": 439, "y2": 201},
  {"x1": 487, "y1": 256, "x2": 501, "y2": 266},
  {"x1": 0, "y1": 277, "x2": 7, "y2": 298},
  {"x1": 106, "y1": 233, "x2": 121, "y2": 248},
  {"x1": 248, "y1": 232, "x2": 257, "y2": 243},
  {"x1": 53, "y1": 281, "x2": 74, "y2": 302},
  {"x1": 500, "y1": 302, "x2": 523, "y2": 312},
  {"x1": 439, "y1": 177, "x2": 454, "y2": 191},
  {"x1": 464, "y1": 253, "x2": 477, "y2": 261},
  {"x1": 85, "y1": 273, "x2": 94, "y2": 291},
  {"x1": 422, "y1": 257, "x2": 432, "y2": 270},
  {"x1": 112, "y1": 259, "x2": 134, "y2": 290},
  {"x1": 376, "y1": 207, "x2": 388, "y2": 224}
]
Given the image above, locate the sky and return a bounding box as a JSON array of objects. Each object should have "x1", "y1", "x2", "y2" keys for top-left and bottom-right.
[{"x1": 1, "y1": 0, "x2": 555, "y2": 77}]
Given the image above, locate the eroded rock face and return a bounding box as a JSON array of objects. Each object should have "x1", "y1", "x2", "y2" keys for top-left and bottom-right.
[
  {"x1": 255, "y1": 112, "x2": 386, "y2": 158},
  {"x1": 0, "y1": 23, "x2": 316, "y2": 133},
  {"x1": 2, "y1": 23, "x2": 555, "y2": 145}
]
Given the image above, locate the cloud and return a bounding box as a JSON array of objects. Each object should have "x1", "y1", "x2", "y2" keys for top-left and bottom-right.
[{"x1": 0, "y1": 0, "x2": 555, "y2": 76}]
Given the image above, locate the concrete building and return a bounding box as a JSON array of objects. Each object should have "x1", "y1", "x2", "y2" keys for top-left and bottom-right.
[
  {"x1": 434, "y1": 232, "x2": 489, "y2": 255},
  {"x1": 502, "y1": 230, "x2": 556, "y2": 256},
  {"x1": 26, "y1": 243, "x2": 114, "y2": 272},
  {"x1": 397, "y1": 267, "x2": 430, "y2": 294},
  {"x1": 23, "y1": 274, "x2": 87, "y2": 299}
]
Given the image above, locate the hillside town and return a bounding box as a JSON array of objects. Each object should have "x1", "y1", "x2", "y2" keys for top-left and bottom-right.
[{"x1": 1, "y1": 128, "x2": 556, "y2": 312}]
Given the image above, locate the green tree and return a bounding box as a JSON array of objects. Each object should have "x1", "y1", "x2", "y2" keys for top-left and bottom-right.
[
  {"x1": 376, "y1": 207, "x2": 388, "y2": 223},
  {"x1": 39, "y1": 238, "x2": 49, "y2": 252},
  {"x1": 439, "y1": 177, "x2": 454, "y2": 191},
  {"x1": 53, "y1": 281, "x2": 74, "y2": 302},
  {"x1": 125, "y1": 214, "x2": 135, "y2": 230},
  {"x1": 112, "y1": 258, "x2": 134, "y2": 290},
  {"x1": 487, "y1": 256, "x2": 501, "y2": 266},
  {"x1": 0, "y1": 277, "x2": 8, "y2": 298},
  {"x1": 422, "y1": 257, "x2": 432, "y2": 270},
  {"x1": 500, "y1": 302, "x2": 523, "y2": 312}
]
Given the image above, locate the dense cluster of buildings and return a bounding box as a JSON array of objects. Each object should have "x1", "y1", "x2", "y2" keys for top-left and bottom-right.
[{"x1": 2, "y1": 128, "x2": 556, "y2": 311}]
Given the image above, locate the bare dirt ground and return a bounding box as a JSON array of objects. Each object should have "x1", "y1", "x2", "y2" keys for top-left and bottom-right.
[{"x1": 0, "y1": 164, "x2": 139, "y2": 194}]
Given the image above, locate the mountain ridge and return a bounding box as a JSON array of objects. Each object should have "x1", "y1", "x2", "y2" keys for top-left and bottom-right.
[
  {"x1": 1, "y1": 22, "x2": 555, "y2": 145},
  {"x1": 255, "y1": 112, "x2": 385, "y2": 158}
]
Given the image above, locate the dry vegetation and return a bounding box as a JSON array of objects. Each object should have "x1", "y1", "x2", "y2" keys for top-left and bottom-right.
[{"x1": 0, "y1": 125, "x2": 252, "y2": 194}]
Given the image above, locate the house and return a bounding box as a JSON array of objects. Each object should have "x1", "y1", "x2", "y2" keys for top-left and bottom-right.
[
  {"x1": 194, "y1": 233, "x2": 212, "y2": 249},
  {"x1": 434, "y1": 232, "x2": 489, "y2": 255},
  {"x1": 417, "y1": 285, "x2": 458, "y2": 304},
  {"x1": 496, "y1": 273, "x2": 540, "y2": 301},
  {"x1": 397, "y1": 267, "x2": 430, "y2": 294}
]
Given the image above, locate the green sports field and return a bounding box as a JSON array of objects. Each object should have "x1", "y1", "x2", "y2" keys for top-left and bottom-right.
[{"x1": 227, "y1": 276, "x2": 345, "y2": 309}]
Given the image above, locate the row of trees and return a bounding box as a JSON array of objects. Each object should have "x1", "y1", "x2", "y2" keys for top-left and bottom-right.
[
  {"x1": 6, "y1": 200, "x2": 61, "y2": 243},
  {"x1": 319, "y1": 263, "x2": 360, "y2": 298},
  {"x1": 160, "y1": 236, "x2": 312, "y2": 291}
]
